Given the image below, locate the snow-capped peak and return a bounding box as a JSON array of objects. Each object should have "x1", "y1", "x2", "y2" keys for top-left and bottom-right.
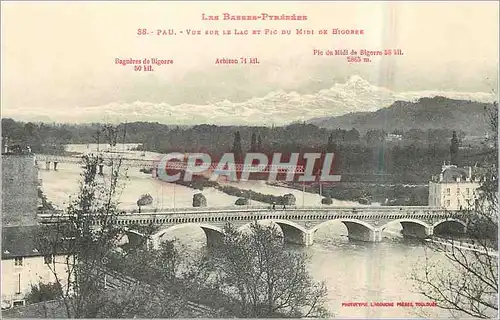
[{"x1": 3, "y1": 76, "x2": 497, "y2": 125}]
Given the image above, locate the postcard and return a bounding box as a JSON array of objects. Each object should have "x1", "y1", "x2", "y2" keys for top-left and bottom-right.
[{"x1": 1, "y1": 1, "x2": 498, "y2": 319}]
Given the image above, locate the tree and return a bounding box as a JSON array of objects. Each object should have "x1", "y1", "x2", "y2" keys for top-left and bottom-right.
[
  {"x1": 365, "y1": 129, "x2": 386, "y2": 144},
  {"x1": 36, "y1": 125, "x2": 141, "y2": 317},
  {"x1": 412, "y1": 104, "x2": 498, "y2": 319},
  {"x1": 137, "y1": 193, "x2": 153, "y2": 212},
  {"x1": 405, "y1": 128, "x2": 426, "y2": 142},
  {"x1": 103, "y1": 124, "x2": 120, "y2": 147},
  {"x1": 25, "y1": 282, "x2": 63, "y2": 304},
  {"x1": 331, "y1": 128, "x2": 346, "y2": 142},
  {"x1": 38, "y1": 152, "x2": 126, "y2": 317},
  {"x1": 483, "y1": 102, "x2": 498, "y2": 153},
  {"x1": 24, "y1": 122, "x2": 36, "y2": 138},
  {"x1": 250, "y1": 132, "x2": 257, "y2": 152},
  {"x1": 450, "y1": 130, "x2": 459, "y2": 165},
  {"x1": 345, "y1": 128, "x2": 360, "y2": 142},
  {"x1": 102, "y1": 240, "x2": 216, "y2": 318},
  {"x1": 321, "y1": 197, "x2": 333, "y2": 205},
  {"x1": 193, "y1": 193, "x2": 207, "y2": 207},
  {"x1": 208, "y1": 223, "x2": 330, "y2": 318},
  {"x1": 232, "y1": 131, "x2": 243, "y2": 162},
  {"x1": 235, "y1": 198, "x2": 249, "y2": 206},
  {"x1": 326, "y1": 133, "x2": 335, "y2": 152},
  {"x1": 36, "y1": 124, "x2": 218, "y2": 318},
  {"x1": 282, "y1": 193, "x2": 296, "y2": 205}
]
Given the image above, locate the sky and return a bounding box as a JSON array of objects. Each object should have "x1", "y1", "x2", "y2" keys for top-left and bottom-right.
[{"x1": 1, "y1": 1, "x2": 498, "y2": 124}]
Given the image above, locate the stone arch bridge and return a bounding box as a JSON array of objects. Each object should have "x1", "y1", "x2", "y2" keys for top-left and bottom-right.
[{"x1": 39, "y1": 206, "x2": 468, "y2": 249}]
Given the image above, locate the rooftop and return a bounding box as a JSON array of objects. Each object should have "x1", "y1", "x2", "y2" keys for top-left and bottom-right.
[
  {"x1": 2, "y1": 143, "x2": 33, "y2": 155},
  {"x1": 431, "y1": 163, "x2": 481, "y2": 183},
  {"x1": 2, "y1": 225, "x2": 67, "y2": 259},
  {"x1": 442, "y1": 166, "x2": 470, "y2": 182},
  {"x1": 2, "y1": 225, "x2": 43, "y2": 259}
]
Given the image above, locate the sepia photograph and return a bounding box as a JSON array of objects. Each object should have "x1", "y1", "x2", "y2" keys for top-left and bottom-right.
[{"x1": 1, "y1": 1, "x2": 498, "y2": 319}]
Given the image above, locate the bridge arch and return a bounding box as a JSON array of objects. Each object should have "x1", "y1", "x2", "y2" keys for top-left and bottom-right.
[
  {"x1": 116, "y1": 228, "x2": 149, "y2": 249},
  {"x1": 432, "y1": 218, "x2": 467, "y2": 229},
  {"x1": 272, "y1": 219, "x2": 309, "y2": 246},
  {"x1": 310, "y1": 219, "x2": 376, "y2": 233},
  {"x1": 151, "y1": 223, "x2": 224, "y2": 249},
  {"x1": 379, "y1": 219, "x2": 431, "y2": 230},
  {"x1": 433, "y1": 218, "x2": 467, "y2": 235},
  {"x1": 380, "y1": 219, "x2": 433, "y2": 239},
  {"x1": 310, "y1": 219, "x2": 379, "y2": 242},
  {"x1": 268, "y1": 219, "x2": 307, "y2": 233},
  {"x1": 237, "y1": 219, "x2": 310, "y2": 246}
]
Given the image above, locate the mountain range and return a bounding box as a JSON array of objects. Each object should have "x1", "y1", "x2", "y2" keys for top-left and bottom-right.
[
  {"x1": 3, "y1": 76, "x2": 497, "y2": 126},
  {"x1": 307, "y1": 96, "x2": 496, "y2": 135}
]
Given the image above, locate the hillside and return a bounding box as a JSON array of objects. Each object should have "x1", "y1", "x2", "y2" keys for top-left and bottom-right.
[{"x1": 308, "y1": 96, "x2": 495, "y2": 135}]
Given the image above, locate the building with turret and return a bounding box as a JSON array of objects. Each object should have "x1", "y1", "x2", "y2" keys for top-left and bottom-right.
[{"x1": 428, "y1": 163, "x2": 481, "y2": 210}]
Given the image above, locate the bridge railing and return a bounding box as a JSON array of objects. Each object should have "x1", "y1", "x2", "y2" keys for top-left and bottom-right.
[
  {"x1": 36, "y1": 154, "x2": 155, "y2": 165},
  {"x1": 35, "y1": 154, "x2": 308, "y2": 172},
  {"x1": 38, "y1": 206, "x2": 462, "y2": 223},
  {"x1": 117, "y1": 205, "x2": 457, "y2": 214},
  {"x1": 38, "y1": 205, "x2": 459, "y2": 216}
]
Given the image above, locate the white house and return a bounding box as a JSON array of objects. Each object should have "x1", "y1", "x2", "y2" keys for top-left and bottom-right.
[
  {"x1": 385, "y1": 133, "x2": 403, "y2": 142},
  {"x1": 2, "y1": 149, "x2": 73, "y2": 310},
  {"x1": 428, "y1": 164, "x2": 481, "y2": 210},
  {"x1": 1, "y1": 225, "x2": 70, "y2": 309}
]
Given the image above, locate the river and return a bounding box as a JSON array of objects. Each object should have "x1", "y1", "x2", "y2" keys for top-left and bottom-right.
[{"x1": 38, "y1": 144, "x2": 473, "y2": 318}]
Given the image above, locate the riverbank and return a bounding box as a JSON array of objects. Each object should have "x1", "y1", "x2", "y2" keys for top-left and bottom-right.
[
  {"x1": 268, "y1": 181, "x2": 429, "y2": 206},
  {"x1": 426, "y1": 237, "x2": 499, "y2": 257},
  {"x1": 152, "y1": 175, "x2": 299, "y2": 206}
]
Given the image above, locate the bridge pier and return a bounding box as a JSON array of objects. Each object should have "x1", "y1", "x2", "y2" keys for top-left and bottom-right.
[
  {"x1": 42, "y1": 208, "x2": 468, "y2": 251},
  {"x1": 426, "y1": 226, "x2": 434, "y2": 237},
  {"x1": 149, "y1": 236, "x2": 160, "y2": 250},
  {"x1": 149, "y1": 234, "x2": 163, "y2": 250},
  {"x1": 304, "y1": 231, "x2": 315, "y2": 246}
]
